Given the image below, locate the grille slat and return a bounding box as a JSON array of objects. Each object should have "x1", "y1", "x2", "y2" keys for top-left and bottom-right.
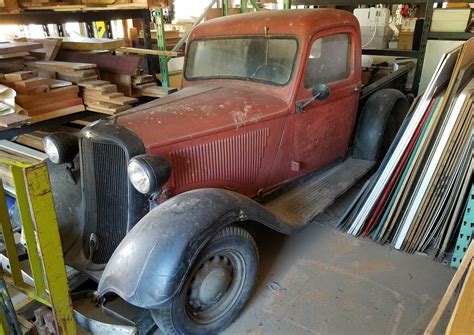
[{"x1": 81, "y1": 139, "x2": 129, "y2": 264}]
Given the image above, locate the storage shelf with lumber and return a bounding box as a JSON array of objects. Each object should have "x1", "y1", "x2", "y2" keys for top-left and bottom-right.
[{"x1": 0, "y1": 7, "x2": 150, "y2": 25}]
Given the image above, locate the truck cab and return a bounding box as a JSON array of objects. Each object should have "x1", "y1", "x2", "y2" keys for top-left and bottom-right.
[{"x1": 43, "y1": 9, "x2": 409, "y2": 335}]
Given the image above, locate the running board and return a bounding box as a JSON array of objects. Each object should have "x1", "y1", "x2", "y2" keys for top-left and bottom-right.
[{"x1": 263, "y1": 157, "x2": 374, "y2": 229}]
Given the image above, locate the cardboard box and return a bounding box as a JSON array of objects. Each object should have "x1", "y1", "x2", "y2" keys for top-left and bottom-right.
[
  {"x1": 401, "y1": 18, "x2": 417, "y2": 32},
  {"x1": 398, "y1": 32, "x2": 414, "y2": 50}
]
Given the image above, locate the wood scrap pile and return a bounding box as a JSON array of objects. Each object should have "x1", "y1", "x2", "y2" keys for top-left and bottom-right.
[
  {"x1": 78, "y1": 80, "x2": 138, "y2": 114},
  {"x1": 25, "y1": 60, "x2": 99, "y2": 84},
  {"x1": 0, "y1": 70, "x2": 85, "y2": 122},
  {"x1": 0, "y1": 41, "x2": 42, "y2": 73},
  {"x1": 339, "y1": 39, "x2": 474, "y2": 260}
]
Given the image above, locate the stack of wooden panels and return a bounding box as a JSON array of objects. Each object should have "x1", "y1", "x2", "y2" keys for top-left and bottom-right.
[
  {"x1": 0, "y1": 70, "x2": 85, "y2": 122},
  {"x1": 25, "y1": 60, "x2": 99, "y2": 84},
  {"x1": 78, "y1": 80, "x2": 138, "y2": 115},
  {"x1": 0, "y1": 41, "x2": 42, "y2": 73},
  {"x1": 340, "y1": 39, "x2": 474, "y2": 260}
]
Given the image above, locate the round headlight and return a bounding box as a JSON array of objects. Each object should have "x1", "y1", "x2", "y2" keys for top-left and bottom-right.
[
  {"x1": 128, "y1": 155, "x2": 171, "y2": 195},
  {"x1": 43, "y1": 132, "x2": 79, "y2": 164}
]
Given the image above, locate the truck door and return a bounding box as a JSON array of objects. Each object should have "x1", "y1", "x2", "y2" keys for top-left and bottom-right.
[{"x1": 290, "y1": 29, "x2": 361, "y2": 178}]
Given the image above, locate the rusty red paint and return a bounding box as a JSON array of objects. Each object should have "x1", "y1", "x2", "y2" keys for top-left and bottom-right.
[{"x1": 116, "y1": 9, "x2": 362, "y2": 197}]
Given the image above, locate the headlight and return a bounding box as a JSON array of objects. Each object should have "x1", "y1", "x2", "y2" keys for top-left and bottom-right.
[
  {"x1": 43, "y1": 132, "x2": 79, "y2": 164},
  {"x1": 127, "y1": 155, "x2": 171, "y2": 195}
]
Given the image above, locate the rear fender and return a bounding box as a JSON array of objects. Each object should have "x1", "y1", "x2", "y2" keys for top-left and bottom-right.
[
  {"x1": 353, "y1": 89, "x2": 409, "y2": 161},
  {"x1": 97, "y1": 188, "x2": 288, "y2": 309}
]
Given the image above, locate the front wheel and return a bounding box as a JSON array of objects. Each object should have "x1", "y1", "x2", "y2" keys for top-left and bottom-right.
[{"x1": 152, "y1": 225, "x2": 258, "y2": 335}]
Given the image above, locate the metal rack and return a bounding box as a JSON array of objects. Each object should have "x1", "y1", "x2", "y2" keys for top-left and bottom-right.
[
  {"x1": 285, "y1": 0, "x2": 472, "y2": 94},
  {"x1": 0, "y1": 8, "x2": 158, "y2": 139},
  {"x1": 285, "y1": 0, "x2": 432, "y2": 94}
]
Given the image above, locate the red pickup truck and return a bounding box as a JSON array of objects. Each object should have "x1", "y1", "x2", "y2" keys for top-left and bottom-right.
[{"x1": 43, "y1": 9, "x2": 410, "y2": 334}]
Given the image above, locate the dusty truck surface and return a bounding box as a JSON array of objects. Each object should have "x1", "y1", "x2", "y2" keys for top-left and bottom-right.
[{"x1": 43, "y1": 9, "x2": 410, "y2": 334}]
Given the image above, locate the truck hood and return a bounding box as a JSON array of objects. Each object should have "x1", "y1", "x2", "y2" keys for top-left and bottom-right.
[{"x1": 115, "y1": 84, "x2": 289, "y2": 149}]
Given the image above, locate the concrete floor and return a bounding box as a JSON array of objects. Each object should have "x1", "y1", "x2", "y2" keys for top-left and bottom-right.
[{"x1": 226, "y1": 188, "x2": 456, "y2": 335}]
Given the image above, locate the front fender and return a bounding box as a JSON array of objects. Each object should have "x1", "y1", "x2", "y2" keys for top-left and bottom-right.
[{"x1": 97, "y1": 188, "x2": 289, "y2": 309}]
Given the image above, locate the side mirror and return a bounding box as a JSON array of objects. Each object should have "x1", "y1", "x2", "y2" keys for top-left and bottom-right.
[
  {"x1": 296, "y1": 83, "x2": 331, "y2": 113},
  {"x1": 312, "y1": 84, "x2": 330, "y2": 101}
]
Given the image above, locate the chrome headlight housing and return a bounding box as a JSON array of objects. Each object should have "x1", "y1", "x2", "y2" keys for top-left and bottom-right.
[
  {"x1": 43, "y1": 132, "x2": 79, "y2": 164},
  {"x1": 127, "y1": 155, "x2": 171, "y2": 195}
]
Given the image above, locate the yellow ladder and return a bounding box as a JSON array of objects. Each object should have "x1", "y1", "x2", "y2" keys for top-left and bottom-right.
[{"x1": 0, "y1": 153, "x2": 76, "y2": 334}]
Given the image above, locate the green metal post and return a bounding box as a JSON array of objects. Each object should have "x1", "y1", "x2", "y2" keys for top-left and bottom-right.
[
  {"x1": 240, "y1": 0, "x2": 247, "y2": 13},
  {"x1": 222, "y1": 0, "x2": 229, "y2": 16},
  {"x1": 249, "y1": 0, "x2": 260, "y2": 11},
  {"x1": 283, "y1": 0, "x2": 291, "y2": 9},
  {"x1": 153, "y1": 8, "x2": 170, "y2": 87}
]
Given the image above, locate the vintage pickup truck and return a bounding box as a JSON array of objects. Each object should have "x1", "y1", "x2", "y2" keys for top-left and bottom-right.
[{"x1": 43, "y1": 9, "x2": 410, "y2": 334}]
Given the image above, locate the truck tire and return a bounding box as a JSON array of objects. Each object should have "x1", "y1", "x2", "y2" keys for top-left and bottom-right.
[
  {"x1": 353, "y1": 89, "x2": 409, "y2": 162},
  {"x1": 152, "y1": 226, "x2": 258, "y2": 335}
]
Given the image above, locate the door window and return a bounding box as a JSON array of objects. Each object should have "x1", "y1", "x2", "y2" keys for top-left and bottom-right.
[{"x1": 304, "y1": 34, "x2": 351, "y2": 88}]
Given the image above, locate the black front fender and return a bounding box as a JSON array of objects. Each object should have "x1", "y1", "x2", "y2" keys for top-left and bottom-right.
[{"x1": 97, "y1": 188, "x2": 289, "y2": 309}]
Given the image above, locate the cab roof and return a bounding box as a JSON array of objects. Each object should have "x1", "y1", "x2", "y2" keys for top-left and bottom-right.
[{"x1": 189, "y1": 9, "x2": 359, "y2": 40}]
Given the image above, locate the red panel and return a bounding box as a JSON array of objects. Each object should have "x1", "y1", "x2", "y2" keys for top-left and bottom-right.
[{"x1": 170, "y1": 128, "x2": 270, "y2": 187}]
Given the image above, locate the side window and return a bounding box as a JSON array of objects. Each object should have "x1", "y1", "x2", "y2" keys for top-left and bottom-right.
[{"x1": 304, "y1": 34, "x2": 351, "y2": 88}]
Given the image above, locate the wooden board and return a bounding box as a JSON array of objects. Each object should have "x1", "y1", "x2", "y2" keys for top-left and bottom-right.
[
  {"x1": 81, "y1": 83, "x2": 117, "y2": 94},
  {"x1": 425, "y1": 241, "x2": 474, "y2": 334},
  {"x1": 117, "y1": 47, "x2": 178, "y2": 57},
  {"x1": 28, "y1": 38, "x2": 62, "y2": 61},
  {"x1": 45, "y1": 79, "x2": 72, "y2": 89},
  {"x1": 0, "y1": 51, "x2": 28, "y2": 59},
  {"x1": 84, "y1": 99, "x2": 131, "y2": 114},
  {"x1": 142, "y1": 85, "x2": 177, "y2": 98},
  {"x1": 60, "y1": 37, "x2": 125, "y2": 51},
  {"x1": 77, "y1": 80, "x2": 110, "y2": 89},
  {"x1": 57, "y1": 51, "x2": 142, "y2": 76},
  {"x1": 57, "y1": 72, "x2": 98, "y2": 84},
  {"x1": 28, "y1": 105, "x2": 85, "y2": 123},
  {"x1": 13, "y1": 77, "x2": 49, "y2": 90},
  {"x1": 16, "y1": 86, "x2": 79, "y2": 107},
  {"x1": 0, "y1": 113, "x2": 31, "y2": 128},
  {"x1": 0, "y1": 41, "x2": 42, "y2": 54},
  {"x1": 4, "y1": 70, "x2": 37, "y2": 82},
  {"x1": 446, "y1": 262, "x2": 474, "y2": 335},
  {"x1": 100, "y1": 72, "x2": 132, "y2": 96},
  {"x1": 25, "y1": 60, "x2": 97, "y2": 71},
  {"x1": 82, "y1": 92, "x2": 137, "y2": 105},
  {"x1": 14, "y1": 84, "x2": 49, "y2": 95},
  {"x1": 26, "y1": 98, "x2": 83, "y2": 116}
]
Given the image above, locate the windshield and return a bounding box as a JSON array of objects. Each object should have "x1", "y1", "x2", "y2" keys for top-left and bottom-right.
[{"x1": 185, "y1": 37, "x2": 298, "y2": 86}]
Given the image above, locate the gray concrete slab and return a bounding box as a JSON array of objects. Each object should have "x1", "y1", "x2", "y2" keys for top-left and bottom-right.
[{"x1": 226, "y1": 189, "x2": 456, "y2": 335}]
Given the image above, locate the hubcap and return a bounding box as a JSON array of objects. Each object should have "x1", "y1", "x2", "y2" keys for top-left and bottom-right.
[{"x1": 189, "y1": 256, "x2": 233, "y2": 310}]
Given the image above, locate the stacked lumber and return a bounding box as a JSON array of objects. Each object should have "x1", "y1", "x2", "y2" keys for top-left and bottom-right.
[
  {"x1": 339, "y1": 39, "x2": 474, "y2": 260},
  {"x1": 0, "y1": 41, "x2": 41, "y2": 73},
  {"x1": 25, "y1": 60, "x2": 99, "y2": 84},
  {"x1": 78, "y1": 80, "x2": 138, "y2": 114},
  {"x1": 0, "y1": 70, "x2": 84, "y2": 119}
]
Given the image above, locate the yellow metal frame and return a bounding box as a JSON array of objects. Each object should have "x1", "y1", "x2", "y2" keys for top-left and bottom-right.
[{"x1": 0, "y1": 157, "x2": 76, "y2": 334}]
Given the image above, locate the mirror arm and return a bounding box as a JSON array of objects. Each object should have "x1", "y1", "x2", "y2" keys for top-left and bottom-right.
[{"x1": 296, "y1": 92, "x2": 321, "y2": 113}]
